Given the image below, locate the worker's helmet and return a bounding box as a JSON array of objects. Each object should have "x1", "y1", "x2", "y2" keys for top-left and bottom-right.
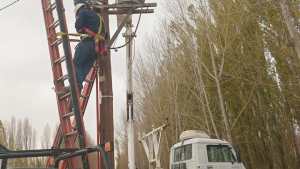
[{"x1": 74, "y1": 3, "x2": 86, "y2": 15}]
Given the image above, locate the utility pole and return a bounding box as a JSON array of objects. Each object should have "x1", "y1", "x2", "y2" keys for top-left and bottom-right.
[
  {"x1": 124, "y1": 16, "x2": 135, "y2": 169},
  {"x1": 97, "y1": 0, "x2": 115, "y2": 169},
  {"x1": 86, "y1": 1, "x2": 156, "y2": 169}
]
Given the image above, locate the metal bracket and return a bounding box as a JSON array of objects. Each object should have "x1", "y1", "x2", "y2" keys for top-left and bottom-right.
[
  {"x1": 92, "y1": 2, "x2": 157, "y2": 47},
  {"x1": 108, "y1": 7, "x2": 135, "y2": 47},
  {"x1": 92, "y1": 2, "x2": 157, "y2": 9},
  {"x1": 108, "y1": 9, "x2": 154, "y2": 15}
]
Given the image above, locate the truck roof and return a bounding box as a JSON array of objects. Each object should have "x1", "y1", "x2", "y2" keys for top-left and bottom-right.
[{"x1": 172, "y1": 137, "x2": 230, "y2": 148}]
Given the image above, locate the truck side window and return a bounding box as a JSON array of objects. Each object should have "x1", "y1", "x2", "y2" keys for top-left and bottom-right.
[
  {"x1": 174, "y1": 144, "x2": 192, "y2": 162},
  {"x1": 207, "y1": 145, "x2": 236, "y2": 162},
  {"x1": 171, "y1": 163, "x2": 187, "y2": 169}
]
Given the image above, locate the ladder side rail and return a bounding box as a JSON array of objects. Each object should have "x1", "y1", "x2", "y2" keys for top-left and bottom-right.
[
  {"x1": 54, "y1": 0, "x2": 87, "y2": 150},
  {"x1": 48, "y1": 59, "x2": 98, "y2": 168},
  {"x1": 41, "y1": 0, "x2": 67, "y2": 110},
  {"x1": 56, "y1": 66, "x2": 98, "y2": 169},
  {"x1": 41, "y1": 0, "x2": 87, "y2": 168},
  {"x1": 54, "y1": 1, "x2": 90, "y2": 169},
  {"x1": 41, "y1": 0, "x2": 74, "y2": 147},
  {"x1": 41, "y1": 0, "x2": 78, "y2": 168},
  {"x1": 80, "y1": 66, "x2": 98, "y2": 110},
  {"x1": 51, "y1": 65, "x2": 98, "y2": 150}
]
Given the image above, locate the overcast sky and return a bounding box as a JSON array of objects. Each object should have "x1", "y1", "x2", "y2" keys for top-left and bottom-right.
[{"x1": 0, "y1": 0, "x2": 164, "y2": 144}]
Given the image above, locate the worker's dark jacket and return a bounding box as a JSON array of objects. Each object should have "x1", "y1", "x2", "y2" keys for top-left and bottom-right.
[{"x1": 74, "y1": 8, "x2": 104, "y2": 90}]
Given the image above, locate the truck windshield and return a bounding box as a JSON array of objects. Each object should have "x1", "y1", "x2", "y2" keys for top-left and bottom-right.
[
  {"x1": 174, "y1": 144, "x2": 192, "y2": 162},
  {"x1": 207, "y1": 145, "x2": 236, "y2": 162}
]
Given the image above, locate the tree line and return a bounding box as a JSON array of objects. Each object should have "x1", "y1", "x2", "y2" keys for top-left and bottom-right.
[{"x1": 0, "y1": 117, "x2": 52, "y2": 168}]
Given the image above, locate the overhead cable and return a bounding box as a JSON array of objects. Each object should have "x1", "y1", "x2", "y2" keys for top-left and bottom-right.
[
  {"x1": 0, "y1": 0, "x2": 20, "y2": 12},
  {"x1": 110, "y1": 7, "x2": 144, "y2": 50}
]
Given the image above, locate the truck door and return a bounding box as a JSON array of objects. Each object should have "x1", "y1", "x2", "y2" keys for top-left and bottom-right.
[{"x1": 205, "y1": 145, "x2": 240, "y2": 169}]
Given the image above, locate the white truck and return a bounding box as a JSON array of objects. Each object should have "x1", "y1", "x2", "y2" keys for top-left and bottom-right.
[{"x1": 170, "y1": 131, "x2": 246, "y2": 169}]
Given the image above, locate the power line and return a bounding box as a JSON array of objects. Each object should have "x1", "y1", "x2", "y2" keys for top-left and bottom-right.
[
  {"x1": 110, "y1": 7, "x2": 144, "y2": 50},
  {"x1": 0, "y1": 0, "x2": 20, "y2": 12}
]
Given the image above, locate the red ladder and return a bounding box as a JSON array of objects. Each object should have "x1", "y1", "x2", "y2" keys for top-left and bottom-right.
[{"x1": 41, "y1": 0, "x2": 99, "y2": 168}]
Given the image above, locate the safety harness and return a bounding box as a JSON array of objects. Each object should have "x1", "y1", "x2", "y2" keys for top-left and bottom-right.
[
  {"x1": 82, "y1": 15, "x2": 107, "y2": 56},
  {"x1": 56, "y1": 15, "x2": 107, "y2": 56}
]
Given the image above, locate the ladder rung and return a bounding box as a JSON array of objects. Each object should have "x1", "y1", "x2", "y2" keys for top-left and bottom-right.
[
  {"x1": 63, "y1": 112, "x2": 74, "y2": 118},
  {"x1": 56, "y1": 75, "x2": 69, "y2": 82},
  {"x1": 58, "y1": 92, "x2": 71, "y2": 100},
  {"x1": 47, "y1": 3, "x2": 56, "y2": 11},
  {"x1": 57, "y1": 87, "x2": 71, "y2": 100},
  {"x1": 48, "y1": 20, "x2": 60, "y2": 29},
  {"x1": 51, "y1": 39, "x2": 63, "y2": 46},
  {"x1": 65, "y1": 130, "x2": 77, "y2": 137},
  {"x1": 80, "y1": 94, "x2": 89, "y2": 99},
  {"x1": 84, "y1": 79, "x2": 93, "y2": 83},
  {"x1": 69, "y1": 39, "x2": 81, "y2": 42},
  {"x1": 53, "y1": 56, "x2": 66, "y2": 65}
]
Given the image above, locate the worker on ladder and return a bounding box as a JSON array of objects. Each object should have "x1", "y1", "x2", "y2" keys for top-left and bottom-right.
[{"x1": 74, "y1": 1, "x2": 107, "y2": 90}]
